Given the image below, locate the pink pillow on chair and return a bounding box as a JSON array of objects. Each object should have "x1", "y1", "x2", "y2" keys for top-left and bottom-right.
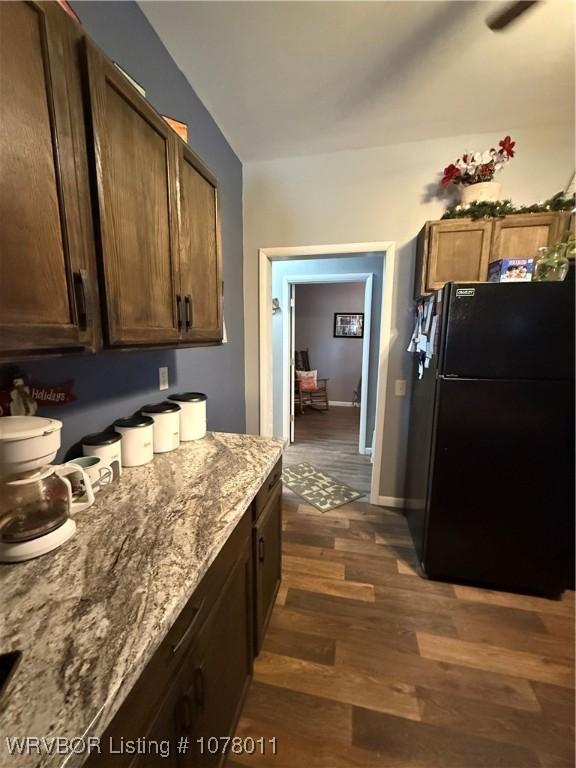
[{"x1": 297, "y1": 370, "x2": 318, "y2": 392}]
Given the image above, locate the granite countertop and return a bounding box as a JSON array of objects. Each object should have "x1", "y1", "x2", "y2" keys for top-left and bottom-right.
[{"x1": 0, "y1": 432, "x2": 283, "y2": 768}]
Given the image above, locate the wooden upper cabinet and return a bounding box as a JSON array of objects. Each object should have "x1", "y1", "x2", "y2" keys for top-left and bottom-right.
[
  {"x1": 490, "y1": 212, "x2": 571, "y2": 263},
  {"x1": 1, "y1": 5, "x2": 224, "y2": 356},
  {"x1": 414, "y1": 212, "x2": 571, "y2": 297},
  {"x1": 84, "y1": 42, "x2": 180, "y2": 346},
  {"x1": 177, "y1": 144, "x2": 223, "y2": 343},
  {"x1": 419, "y1": 219, "x2": 492, "y2": 295},
  {"x1": 0, "y1": 1, "x2": 99, "y2": 358}
]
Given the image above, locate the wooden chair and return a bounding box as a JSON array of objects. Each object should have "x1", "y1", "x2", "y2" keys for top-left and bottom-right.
[{"x1": 294, "y1": 349, "x2": 329, "y2": 414}]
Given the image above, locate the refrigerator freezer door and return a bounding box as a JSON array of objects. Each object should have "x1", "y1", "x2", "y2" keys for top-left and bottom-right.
[
  {"x1": 422, "y1": 377, "x2": 574, "y2": 594},
  {"x1": 442, "y1": 282, "x2": 575, "y2": 380}
]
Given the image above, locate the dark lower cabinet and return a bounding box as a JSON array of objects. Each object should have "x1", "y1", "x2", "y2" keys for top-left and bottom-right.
[
  {"x1": 86, "y1": 470, "x2": 282, "y2": 768},
  {"x1": 253, "y1": 480, "x2": 282, "y2": 653},
  {"x1": 186, "y1": 545, "x2": 253, "y2": 766},
  {"x1": 85, "y1": 513, "x2": 251, "y2": 767},
  {"x1": 128, "y1": 677, "x2": 183, "y2": 768}
]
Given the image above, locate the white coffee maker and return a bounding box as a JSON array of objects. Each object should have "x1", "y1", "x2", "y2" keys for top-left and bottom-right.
[{"x1": 0, "y1": 417, "x2": 94, "y2": 563}]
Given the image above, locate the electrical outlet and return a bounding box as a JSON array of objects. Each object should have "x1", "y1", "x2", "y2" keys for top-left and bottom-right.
[
  {"x1": 395, "y1": 379, "x2": 407, "y2": 397},
  {"x1": 159, "y1": 366, "x2": 169, "y2": 391}
]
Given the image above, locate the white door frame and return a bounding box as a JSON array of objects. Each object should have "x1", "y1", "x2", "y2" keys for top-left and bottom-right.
[
  {"x1": 281, "y1": 273, "x2": 373, "y2": 455},
  {"x1": 258, "y1": 241, "x2": 396, "y2": 506},
  {"x1": 289, "y1": 283, "x2": 296, "y2": 443}
]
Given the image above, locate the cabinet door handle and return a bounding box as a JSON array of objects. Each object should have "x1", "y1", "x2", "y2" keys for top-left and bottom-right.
[
  {"x1": 170, "y1": 597, "x2": 206, "y2": 656},
  {"x1": 194, "y1": 664, "x2": 205, "y2": 709},
  {"x1": 74, "y1": 269, "x2": 92, "y2": 330},
  {"x1": 258, "y1": 536, "x2": 265, "y2": 563},
  {"x1": 185, "y1": 294, "x2": 192, "y2": 330},
  {"x1": 180, "y1": 692, "x2": 193, "y2": 733},
  {"x1": 176, "y1": 294, "x2": 183, "y2": 330}
]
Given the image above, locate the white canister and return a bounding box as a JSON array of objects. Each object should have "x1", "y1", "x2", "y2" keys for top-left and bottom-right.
[
  {"x1": 140, "y1": 402, "x2": 181, "y2": 453},
  {"x1": 114, "y1": 415, "x2": 154, "y2": 467},
  {"x1": 81, "y1": 431, "x2": 122, "y2": 478},
  {"x1": 168, "y1": 393, "x2": 207, "y2": 441}
]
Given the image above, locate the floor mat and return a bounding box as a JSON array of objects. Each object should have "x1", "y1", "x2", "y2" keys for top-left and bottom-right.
[{"x1": 282, "y1": 462, "x2": 365, "y2": 511}]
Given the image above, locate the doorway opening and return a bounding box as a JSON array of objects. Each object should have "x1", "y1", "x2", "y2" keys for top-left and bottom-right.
[
  {"x1": 285, "y1": 276, "x2": 372, "y2": 452},
  {"x1": 287, "y1": 277, "x2": 372, "y2": 495},
  {"x1": 258, "y1": 242, "x2": 396, "y2": 506}
]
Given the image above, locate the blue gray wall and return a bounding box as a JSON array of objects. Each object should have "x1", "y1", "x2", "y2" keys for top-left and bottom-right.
[
  {"x1": 0, "y1": 1, "x2": 245, "y2": 457},
  {"x1": 271, "y1": 253, "x2": 384, "y2": 440}
]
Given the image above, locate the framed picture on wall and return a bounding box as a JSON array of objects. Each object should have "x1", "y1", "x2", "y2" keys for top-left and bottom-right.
[{"x1": 334, "y1": 313, "x2": 364, "y2": 338}]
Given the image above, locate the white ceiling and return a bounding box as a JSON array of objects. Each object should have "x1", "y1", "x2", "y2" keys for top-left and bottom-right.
[{"x1": 140, "y1": 1, "x2": 575, "y2": 162}]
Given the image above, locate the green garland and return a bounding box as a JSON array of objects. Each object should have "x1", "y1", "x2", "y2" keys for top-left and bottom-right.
[{"x1": 442, "y1": 191, "x2": 575, "y2": 221}]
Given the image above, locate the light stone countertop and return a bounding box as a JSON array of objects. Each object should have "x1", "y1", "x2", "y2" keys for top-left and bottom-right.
[{"x1": 0, "y1": 432, "x2": 283, "y2": 768}]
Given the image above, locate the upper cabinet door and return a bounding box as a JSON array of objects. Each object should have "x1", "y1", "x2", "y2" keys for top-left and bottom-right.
[
  {"x1": 0, "y1": 2, "x2": 99, "y2": 358},
  {"x1": 426, "y1": 220, "x2": 492, "y2": 292},
  {"x1": 177, "y1": 145, "x2": 223, "y2": 343},
  {"x1": 490, "y1": 212, "x2": 571, "y2": 263},
  {"x1": 85, "y1": 43, "x2": 180, "y2": 346}
]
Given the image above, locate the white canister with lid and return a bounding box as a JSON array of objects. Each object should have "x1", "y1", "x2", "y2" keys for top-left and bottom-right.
[
  {"x1": 139, "y1": 402, "x2": 181, "y2": 453},
  {"x1": 81, "y1": 431, "x2": 122, "y2": 478},
  {"x1": 114, "y1": 415, "x2": 154, "y2": 467},
  {"x1": 168, "y1": 393, "x2": 207, "y2": 441}
]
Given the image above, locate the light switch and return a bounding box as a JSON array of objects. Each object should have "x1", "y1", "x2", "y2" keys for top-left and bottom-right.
[
  {"x1": 159, "y1": 366, "x2": 169, "y2": 391},
  {"x1": 395, "y1": 379, "x2": 407, "y2": 397}
]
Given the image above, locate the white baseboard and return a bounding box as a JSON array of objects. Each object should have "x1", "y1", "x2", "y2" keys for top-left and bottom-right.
[
  {"x1": 376, "y1": 495, "x2": 406, "y2": 509},
  {"x1": 329, "y1": 400, "x2": 355, "y2": 407}
]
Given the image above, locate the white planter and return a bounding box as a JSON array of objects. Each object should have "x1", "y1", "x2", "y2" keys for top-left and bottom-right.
[{"x1": 461, "y1": 181, "x2": 501, "y2": 204}]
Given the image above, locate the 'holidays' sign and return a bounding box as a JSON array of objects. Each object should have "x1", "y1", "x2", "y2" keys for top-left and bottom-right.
[{"x1": 0, "y1": 379, "x2": 76, "y2": 417}]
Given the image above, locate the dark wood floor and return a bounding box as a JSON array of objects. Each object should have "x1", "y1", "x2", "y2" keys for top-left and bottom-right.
[
  {"x1": 284, "y1": 406, "x2": 373, "y2": 496},
  {"x1": 231, "y1": 490, "x2": 575, "y2": 767}
]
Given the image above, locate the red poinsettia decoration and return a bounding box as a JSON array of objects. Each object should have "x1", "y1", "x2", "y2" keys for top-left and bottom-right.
[
  {"x1": 499, "y1": 135, "x2": 516, "y2": 158},
  {"x1": 439, "y1": 136, "x2": 516, "y2": 188},
  {"x1": 441, "y1": 164, "x2": 460, "y2": 188}
]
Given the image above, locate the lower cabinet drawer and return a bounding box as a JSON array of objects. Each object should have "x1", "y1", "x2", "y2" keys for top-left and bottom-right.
[{"x1": 253, "y1": 458, "x2": 282, "y2": 520}]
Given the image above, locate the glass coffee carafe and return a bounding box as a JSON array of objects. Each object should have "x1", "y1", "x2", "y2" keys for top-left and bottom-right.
[{"x1": 0, "y1": 464, "x2": 94, "y2": 545}]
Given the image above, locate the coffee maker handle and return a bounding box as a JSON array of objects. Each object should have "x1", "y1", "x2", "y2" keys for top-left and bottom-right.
[{"x1": 56, "y1": 465, "x2": 95, "y2": 514}]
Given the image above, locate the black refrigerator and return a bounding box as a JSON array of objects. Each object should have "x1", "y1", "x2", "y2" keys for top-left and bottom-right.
[{"x1": 405, "y1": 281, "x2": 575, "y2": 596}]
